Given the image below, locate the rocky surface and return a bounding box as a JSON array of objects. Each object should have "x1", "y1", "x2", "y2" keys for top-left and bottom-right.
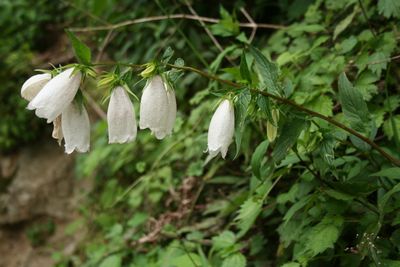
[{"x1": 0, "y1": 140, "x2": 90, "y2": 267}]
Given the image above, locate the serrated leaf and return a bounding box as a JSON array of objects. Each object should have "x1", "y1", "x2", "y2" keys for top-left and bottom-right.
[
  {"x1": 251, "y1": 140, "x2": 269, "y2": 179},
  {"x1": 378, "y1": 0, "x2": 400, "y2": 18},
  {"x1": 221, "y1": 253, "x2": 246, "y2": 267},
  {"x1": 65, "y1": 30, "x2": 91, "y2": 65},
  {"x1": 161, "y1": 46, "x2": 174, "y2": 64},
  {"x1": 305, "y1": 216, "x2": 343, "y2": 256},
  {"x1": 368, "y1": 52, "x2": 387, "y2": 77},
  {"x1": 354, "y1": 71, "x2": 379, "y2": 101},
  {"x1": 272, "y1": 117, "x2": 308, "y2": 163},
  {"x1": 235, "y1": 196, "x2": 263, "y2": 237},
  {"x1": 338, "y1": 73, "x2": 369, "y2": 126},
  {"x1": 249, "y1": 46, "x2": 279, "y2": 93},
  {"x1": 212, "y1": 231, "x2": 236, "y2": 251},
  {"x1": 338, "y1": 73, "x2": 374, "y2": 150}
]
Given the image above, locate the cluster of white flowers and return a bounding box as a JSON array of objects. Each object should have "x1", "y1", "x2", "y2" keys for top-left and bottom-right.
[{"x1": 21, "y1": 67, "x2": 236, "y2": 160}]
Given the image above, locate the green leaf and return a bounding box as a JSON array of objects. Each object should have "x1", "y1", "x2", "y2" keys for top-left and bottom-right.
[
  {"x1": 249, "y1": 46, "x2": 279, "y2": 93},
  {"x1": 305, "y1": 216, "x2": 343, "y2": 257},
  {"x1": 383, "y1": 115, "x2": 400, "y2": 141},
  {"x1": 333, "y1": 6, "x2": 357, "y2": 40},
  {"x1": 99, "y1": 255, "x2": 122, "y2": 267},
  {"x1": 240, "y1": 52, "x2": 252, "y2": 84},
  {"x1": 221, "y1": 253, "x2": 246, "y2": 267},
  {"x1": 272, "y1": 117, "x2": 308, "y2": 163},
  {"x1": 170, "y1": 253, "x2": 202, "y2": 267},
  {"x1": 379, "y1": 182, "x2": 400, "y2": 213},
  {"x1": 65, "y1": 30, "x2": 91, "y2": 65},
  {"x1": 251, "y1": 140, "x2": 269, "y2": 179},
  {"x1": 235, "y1": 196, "x2": 263, "y2": 237},
  {"x1": 371, "y1": 167, "x2": 400, "y2": 180},
  {"x1": 354, "y1": 71, "x2": 379, "y2": 101},
  {"x1": 378, "y1": 0, "x2": 400, "y2": 18},
  {"x1": 283, "y1": 195, "x2": 312, "y2": 224},
  {"x1": 338, "y1": 73, "x2": 374, "y2": 150},
  {"x1": 282, "y1": 263, "x2": 301, "y2": 267},
  {"x1": 368, "y1": 52, "x2": 387, "y2": 77},
  {"x1": 212, "y1": 231, "x2": 236, "y2": 251},
  {"x1": 161, "y1": 46, "x2": 174, "y2": 64},
  {"x1": 234, "y1": 90, "x2": 251, "y2": 158},
  {"x1": 338, "y1": 73, "x2": 369, "y2": 126},
  {"x1": 210, "y1": 6, "x2": 240, "y2": 37}
]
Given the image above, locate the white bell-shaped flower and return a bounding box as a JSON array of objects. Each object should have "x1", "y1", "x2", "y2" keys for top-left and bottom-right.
[
  {"x1": 21, "y1": 73, "x2": 51, "y2": 101},
  {"x1": 107, "y1": 86, "x2": 137, "y2": 144},
  {"x1": 28, "y1": 68, "x2": 82, "y2": 123},
  {"x1": 61, "y1": 102, "x2": 90, "y2": 154},
  {"x1": 207, "y1": 99, "x2": 235, "y2": 160},
  {"x1": 139, "y1": 75, "x2": 177, "y2": 139}
]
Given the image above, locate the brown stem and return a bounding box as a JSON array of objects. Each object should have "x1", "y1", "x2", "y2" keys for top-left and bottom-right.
[{"x1": 68, "y1": 14, "x2": 285, "y2": 32}]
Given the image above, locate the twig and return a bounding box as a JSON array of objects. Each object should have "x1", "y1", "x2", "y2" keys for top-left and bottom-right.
[
  {"x1": 183, "y1": 0, "x2": 235, "y2": 65},
  {"x1": 240, "y1": 7, "x2": 257, "y2": 43},
  {"x1": 68, "y1": 14, "x2": 285, "y2": 32}
]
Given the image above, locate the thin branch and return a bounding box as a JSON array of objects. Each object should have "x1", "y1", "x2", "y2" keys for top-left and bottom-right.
[
  {"x1": 240, "y1": 7, "x2": 257, "y2": 43},
  {"x1": 358, "y1": 0, "x2": 377, "y2": 37},
  {"x1": 164, "y1": 63, "x2": 400, "y2": 167},
  {"x1": 68, "y1": 14, "x2": 285, "y2": 32},
  {"x1": 183, "y1": 0, "x2": 235, "y2": 65}
]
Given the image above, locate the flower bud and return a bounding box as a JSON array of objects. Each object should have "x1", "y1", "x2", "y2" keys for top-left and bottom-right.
[
  {"x1": 207, "y1": 99, "x2": 235, "y2": 160},
  {"x1": 139, "y1": 75, "x2": 177, "y2": 139},
  {"x1": 21, "y1": 73, "x2": 51, "y2": 101},
  {"x1": 61, "y1": 102, "x2": 90, "y2": 154},
  {"x1": 28, "y1": 68, "x2": 82, "y2": 123},
  {"x1": 107, "y1": 86, "x2": 137, "y2": 144}
]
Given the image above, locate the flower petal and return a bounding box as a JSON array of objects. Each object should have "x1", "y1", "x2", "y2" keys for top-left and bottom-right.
[
  {"x1": 139, "y1": 75, "x2": 169, "y2": 139},
  {"x1": 207, "y1": 99, "x2": 235, "y2": 159},
  {"x1": 61, "y1": 102, "x2": 90, "y2": 154},
  {"x1": 21, "y1": 73, "x2": 51, "y2": 101},
  {"x1": 28, "y1": 68, "x2": 81, "y2": 123},
  {"x1": 107, "y1": 86, "x2": 137, "y2": 144}
]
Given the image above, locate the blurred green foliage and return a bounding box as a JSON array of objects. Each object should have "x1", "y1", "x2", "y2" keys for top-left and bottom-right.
[{"x1": 2, "y1": 0, "x2": 400, "y2": 266}]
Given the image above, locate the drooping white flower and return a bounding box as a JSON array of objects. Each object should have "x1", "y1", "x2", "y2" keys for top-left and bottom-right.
[
  {"x1": 107, "y1": 86, "x2": 137, "y2": 144},
  {"x1": 207, "y1": 99, "x2": 235, "y2": 160},
  {"x1": 139, "y1": 75, "x2": 177, "y2": 139},
  {"x1": 28, "y1": 68, "x2": 82, "y2": 123},
  {"x1": 61, "y1": 102, "x2": 90, "y2": 154},
  {"x1": 21, "y1": 73, "x2": 51, "y2": 101}
]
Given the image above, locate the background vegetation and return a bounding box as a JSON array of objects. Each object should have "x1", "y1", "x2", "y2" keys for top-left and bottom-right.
[{"x1": 1, "y1": 0, "x2": 400, "y2": 266}]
